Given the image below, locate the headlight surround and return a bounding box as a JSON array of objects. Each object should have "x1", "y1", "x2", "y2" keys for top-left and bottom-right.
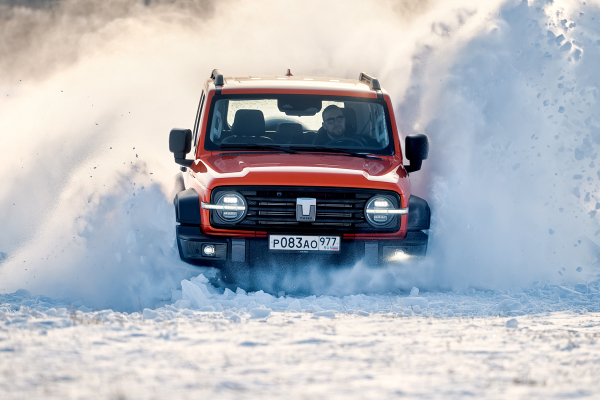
[
  {"x1": 364, "y1": 195, "x2": 398, "y2": 227},
  {"x1": 214, "y1": 191, "x2": 247, "y2": 223}
]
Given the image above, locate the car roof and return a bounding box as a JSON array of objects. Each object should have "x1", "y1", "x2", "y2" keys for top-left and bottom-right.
[{"x1": 208, "y1": 75, "x2": 383, "y2": 94}]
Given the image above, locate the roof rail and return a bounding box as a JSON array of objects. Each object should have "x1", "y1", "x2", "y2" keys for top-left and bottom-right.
[
  {"x1": 211, "y1": 69, "x2": 224, "y2": 86},
  {"x1": 358, "y1": 72, "x2": 381, "y2": 91}
]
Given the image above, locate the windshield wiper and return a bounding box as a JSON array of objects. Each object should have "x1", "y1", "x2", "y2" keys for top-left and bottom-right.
[
  {"x1": 219, "y1": 144, "x2": 298, "y2": 154},
  {"x1": 289, "y1": 146, "x2": 383, "y2": 160}
]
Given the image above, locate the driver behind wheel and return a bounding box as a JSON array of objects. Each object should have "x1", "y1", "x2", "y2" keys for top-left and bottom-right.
[{"x1": 313, "y1": 105, "x2": 347, "y2": 145}]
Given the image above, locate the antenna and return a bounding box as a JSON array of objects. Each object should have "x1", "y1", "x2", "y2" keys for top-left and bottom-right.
[{"x1": 285, "y1": 68, "x2": 293, "y2": 77}]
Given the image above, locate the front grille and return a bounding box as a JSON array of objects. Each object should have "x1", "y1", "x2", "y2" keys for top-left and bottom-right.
[{"x1": 210, "y1": 186, "x2": 401, "y2": 233}]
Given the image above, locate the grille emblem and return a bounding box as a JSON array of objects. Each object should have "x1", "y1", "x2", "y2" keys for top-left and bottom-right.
[{"x1": 296, "y1": 198, "x2": 316, "y2": 222}]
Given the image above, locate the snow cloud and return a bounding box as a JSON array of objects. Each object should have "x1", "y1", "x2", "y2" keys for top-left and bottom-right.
[{"x1": 0, "y1": 0, "x2": 599, "y2": 309}]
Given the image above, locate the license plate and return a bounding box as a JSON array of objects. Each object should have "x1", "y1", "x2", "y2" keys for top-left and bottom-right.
[{"x1": 269, "y1": 235, "x2": 340, "y2": 252}]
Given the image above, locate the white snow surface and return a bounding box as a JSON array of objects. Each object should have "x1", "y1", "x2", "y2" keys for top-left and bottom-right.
[
  {"x1": 1, "y1": 0, "x2": 600, "y2": 398},
  {"x1": 2, "y1": 285, "x2": 600, "y2": 399}
]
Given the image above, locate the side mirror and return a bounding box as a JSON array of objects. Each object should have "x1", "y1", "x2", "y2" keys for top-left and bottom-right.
[
  {"x1": 169, "y1": 128, "x2": 193, "y2": 167},
  {"x1": 404, "y1": 134, "x2": 429, "y2": 173}
]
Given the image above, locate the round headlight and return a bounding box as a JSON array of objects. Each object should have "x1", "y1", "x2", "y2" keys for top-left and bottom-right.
[
  {"x1": 215, "y1": 191, "x2": 247, "y2": 223},
  {"x1": 364, "y1": 196, "x2": 397, "y2": 227}
]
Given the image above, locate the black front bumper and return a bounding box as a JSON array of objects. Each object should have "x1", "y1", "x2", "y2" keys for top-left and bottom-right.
[{"x1": 176, "y1": 226, "x2": 428, "y2": 267}]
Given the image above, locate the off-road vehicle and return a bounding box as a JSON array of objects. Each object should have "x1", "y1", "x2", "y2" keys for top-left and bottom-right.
[{"x1": 169, "y1": 69, "x2": 430, "y2": 272}]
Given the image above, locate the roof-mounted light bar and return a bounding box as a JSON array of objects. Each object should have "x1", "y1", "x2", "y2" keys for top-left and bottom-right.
[{"x1": 358, "y1": 72, "x2": 381, "y2": 91}]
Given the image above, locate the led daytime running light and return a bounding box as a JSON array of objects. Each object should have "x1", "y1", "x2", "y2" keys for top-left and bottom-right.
[
  {"x1": 202, "y1": 203, "x2": 246, "y2": 211},
  {"x1": 366, "y1": 208, "x2": 408, "y2": 214}
]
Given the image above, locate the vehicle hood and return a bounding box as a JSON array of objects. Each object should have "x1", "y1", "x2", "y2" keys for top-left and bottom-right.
[{"x1": 201, "y1": 152, "x2": 399, "y2": 177}]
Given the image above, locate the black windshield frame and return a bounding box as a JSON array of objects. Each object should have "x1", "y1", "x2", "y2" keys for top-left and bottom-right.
[{"x1": 202, "y1": 93, "x2": 396, "y2": 156}]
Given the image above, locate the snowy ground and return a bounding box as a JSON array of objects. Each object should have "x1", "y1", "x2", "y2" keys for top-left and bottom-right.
[
  {"x1": 2, "y1": 0, "x2": 600, "y2": 398},
  {"x1": 2, "y1": 279, "x2": 600, "y2": 399}
]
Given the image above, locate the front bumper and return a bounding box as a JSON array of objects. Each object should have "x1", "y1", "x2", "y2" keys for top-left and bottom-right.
[{"x1": 176, "y1": 226, "x2": 428, "y2": 266}]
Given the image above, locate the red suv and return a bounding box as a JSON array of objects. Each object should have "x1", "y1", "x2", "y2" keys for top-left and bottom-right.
[{"x1": 169, "y1": 69, "x2": 430, "y2": 273}]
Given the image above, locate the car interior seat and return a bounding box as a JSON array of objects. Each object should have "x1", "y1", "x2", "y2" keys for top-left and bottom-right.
[
  {"x1": 302, "y1": 131, "x2": 317, "y2": 144},
  {"x1": 275, "y1": 123, "x2": 303, "y2": 144},
  {"x1": 342, "y1": 107, "x2": 358, "y2": 136},
  {"x1": 221, "y1": 109, "x2": 274, "y2": 144}
]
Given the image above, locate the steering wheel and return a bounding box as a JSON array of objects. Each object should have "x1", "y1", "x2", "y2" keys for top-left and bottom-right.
[{"x1": 325, "y1": 138, "x2": 365, "y2": 147}]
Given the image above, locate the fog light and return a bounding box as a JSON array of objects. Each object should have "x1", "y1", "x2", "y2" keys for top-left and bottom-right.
[
  {"x1": 389, "y1": 249, "x2": 411, "y2": 262},
  {"x1": 202, "y1": 244, "x2": 216, "y2": 257}
]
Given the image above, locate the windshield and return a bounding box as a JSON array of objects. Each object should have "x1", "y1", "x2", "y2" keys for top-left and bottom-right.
[{"x1": 203, "y1": 94, "x2": 394, "y2": 155}]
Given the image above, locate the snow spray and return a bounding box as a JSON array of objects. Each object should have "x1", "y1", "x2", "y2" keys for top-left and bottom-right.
[{"x1": 0, "y1": 0, "x2": 598, "y2": 310}]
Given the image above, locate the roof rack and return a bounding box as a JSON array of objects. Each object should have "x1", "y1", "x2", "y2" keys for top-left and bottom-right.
[
  {"x1": 211, "y1": 69, "x2": 224, "y2": 86},
  {"x1": 358, "y1": 72, "x2": 381, "y2": 91}
]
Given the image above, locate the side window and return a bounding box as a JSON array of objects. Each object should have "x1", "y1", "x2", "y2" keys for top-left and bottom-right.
[
  {"x1": 210, "y1": 100, "x2": 227, "y2": 143},
  {"x1": 192, "y1": 92, "x2": 206, "y2": 147},
  {"x1": 370, "y1": 104, "x2": 389, "y2": 146}
]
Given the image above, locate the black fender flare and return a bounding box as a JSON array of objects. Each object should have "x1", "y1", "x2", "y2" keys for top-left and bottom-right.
[
  {"x1": 174, "y1": 188, "x2": 202, "y2": 225},
  {"x1": 407, "y1": 195, "x2": 430, "y2": 231}
]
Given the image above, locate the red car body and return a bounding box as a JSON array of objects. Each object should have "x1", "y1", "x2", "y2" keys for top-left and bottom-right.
[{"x1": 170, "y1": 71, "x2": 430, "y2": 271}]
